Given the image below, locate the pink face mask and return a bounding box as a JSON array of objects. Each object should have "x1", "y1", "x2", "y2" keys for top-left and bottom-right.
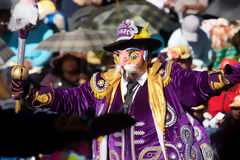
[{"x1": 113, "y1": 48, "x2": 148, "y2": 68}]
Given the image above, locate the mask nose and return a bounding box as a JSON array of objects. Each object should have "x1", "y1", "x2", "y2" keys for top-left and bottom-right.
[{"x1": 118, "y1": 56, "x2": 129, "y2": 67}]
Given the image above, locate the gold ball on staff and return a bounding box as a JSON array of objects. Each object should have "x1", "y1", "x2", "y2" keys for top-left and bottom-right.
[{"x1": 11, "y1": 65, "x2": 29, "y2": 80}]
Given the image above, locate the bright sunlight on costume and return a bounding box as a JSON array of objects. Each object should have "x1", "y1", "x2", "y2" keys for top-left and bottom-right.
[{"x1": 12, "y1": 19, "x2": 240, "y2": 160}]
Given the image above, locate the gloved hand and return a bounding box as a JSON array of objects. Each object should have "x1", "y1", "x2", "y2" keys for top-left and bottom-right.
[
  {"x1": 224, "y1": 64, "x2": 240, "y2": 84},
  {"x1": 11, "y1": 79, "x2": 30, "y2": 100}
]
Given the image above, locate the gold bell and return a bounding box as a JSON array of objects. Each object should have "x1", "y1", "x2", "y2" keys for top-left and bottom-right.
[{"x1": 11, "y1": 65, "x2": 29, "y2": 80}]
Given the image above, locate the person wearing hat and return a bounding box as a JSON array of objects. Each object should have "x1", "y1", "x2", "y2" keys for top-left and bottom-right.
[
  {"x1": 210, "y1": 94, "x2": 240, "y2": 159},
  {"x1": 168, "y1": 15, "x2": 213, "y2": 71},
  {"x1": 40, "y1": 51, "x2": 89, "y2": 89},
  {"x1": 164, "y1": 45, "x2": 194, "y2": 70},
  {"x1": 11, "y1": 19, "x2": 240, "y2": 160},
  {"x1": 208, "y1": 58, "x2": 240, "y2": 117}
]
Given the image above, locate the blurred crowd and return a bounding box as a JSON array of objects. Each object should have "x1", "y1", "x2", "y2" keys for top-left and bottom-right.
[{"x1": 0, "y1": 0, "x2": 240, "y2": 160}]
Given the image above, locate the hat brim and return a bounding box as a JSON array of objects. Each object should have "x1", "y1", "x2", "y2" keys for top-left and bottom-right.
[
  {"x1": 103, "y1": 38, "x2": 162, "y2": 52},
  {"x1": 230, "y1": 103, "x2": 240, "y2": 107}
]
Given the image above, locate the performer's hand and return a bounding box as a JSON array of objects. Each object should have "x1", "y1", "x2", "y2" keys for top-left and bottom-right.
[
  {"x1": 224, "y1": 64, "x2": 240, "y2": 84},
  {"x1": 11, "y1": 79, "x2": 30, "y2": 100}
]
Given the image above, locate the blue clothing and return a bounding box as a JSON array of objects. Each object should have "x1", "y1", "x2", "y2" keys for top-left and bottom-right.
[
  {"x1": 1, "y1": 22, "x2": 54, "y2": 70},
  {"x1": 168, "y1": 28, "x2": 212, "y2": 70}
]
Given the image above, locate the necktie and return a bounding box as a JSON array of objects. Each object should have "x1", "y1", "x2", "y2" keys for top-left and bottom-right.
[
  {"x1": 124, "y1": 81, "x2": 138, "y2": 99},
  {"x1": 120, "y1": 81, "x2": 139, "y2": 113}
]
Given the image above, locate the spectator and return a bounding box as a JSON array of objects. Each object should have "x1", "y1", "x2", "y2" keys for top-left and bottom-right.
[
  {"x1": 41, "y1": 51, "x2": 89, "y2": 88},
  {"x1": 210, "y1": 19, "x2": 240, "y2": 70},
  {"x1": 168, "y1": 15, "x2": 213, "y2": 70},
  {"x1": 210, "y1": 94, "x2": 240, "y2": 160},
  {"x1": 37, "y1": 0, "x2": 68, "y2": 32},
  {"x1": 208, "y1": 58, "x2": 240, "y2": 117},
  {"x1": 164, "y1": 0, "x2": 209, "y2": 22},
  {"x1": 162, "y1": 45, "x2": 193, "y2": 70}
]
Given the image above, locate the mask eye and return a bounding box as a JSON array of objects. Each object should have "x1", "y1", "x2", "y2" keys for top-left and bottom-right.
[
  {"x1": 113, "y1": 54, "x2": 120, "y2": 63},
  {"x1": 128, "y1": 51, "x2": 139, "y2": 62}
]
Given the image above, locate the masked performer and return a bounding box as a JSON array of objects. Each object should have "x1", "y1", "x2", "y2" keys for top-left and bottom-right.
[{"x1": 12, "y1": 19, "x2": 240, "y2": 160}]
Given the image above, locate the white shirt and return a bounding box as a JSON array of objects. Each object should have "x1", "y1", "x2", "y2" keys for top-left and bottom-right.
[{"x1": 121, "y1": 72, "x2": 148, "y2": 100}]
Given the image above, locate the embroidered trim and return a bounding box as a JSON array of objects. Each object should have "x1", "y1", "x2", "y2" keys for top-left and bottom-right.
[
  {"x1": 166, "y1": 143, "x2": 181, "y2": 160},
  {"x1": 208, "y1": 70, "x2": 229, "y2": 90},
  {"x1": 134, "y1": 140, "x2": 145, "y2": 145},
  {"x1": 211, "y1": 74, "x2": 225, "y2": 90},
  {"x1": 186, "y1": 112, "x2": 194, "y2": 126},
  {"x1": 165, "y1": 103, "x2": 177, "y2": 128},
  {"x1": 97, "y1": 136, "x2": 103, "y2": 160},
  {"x1": 134, "y1": 131, "x2": 145, "y2": 136},
  {"x1": 135, "y1": 122, "x2": 145, "y2": 127},
  {"x1": 90, "y1": 73, "x2": 108, "y2": 99},
  {"x1": 31, "y1": 87, "x2": 53, "y2": 108},
  {"x1": 114, "y1": 142, "x2": 122, "y2": 147},
  {"x1": 200, "y1": 143, "x2": 214, "y2": 160},
  {"x1": 109, "y1": 150, "x2": 120, "y2": 160},
  {"x1": 194, "y1": 126, "x2": 203, "y2": 142},
  {"x1": 114, "y1": 132, "x2": 122, "y2": 137},
  {"x1": 131, "y1": 126, "x2": 136, "y2": 160},
  {"x1": 138, "y1": 146, "x2": 161, "y2": 160},
  {"x1": 180, "y1": 125, "x2": 200, "y2": 160},
  {"x1": 162, "y1": 61, "x2": 174, "y2": 87}
]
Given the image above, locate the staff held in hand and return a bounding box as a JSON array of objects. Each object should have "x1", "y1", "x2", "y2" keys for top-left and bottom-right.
[{"x1": 9, "y1": 0, "x2": 38, "y2": 113}]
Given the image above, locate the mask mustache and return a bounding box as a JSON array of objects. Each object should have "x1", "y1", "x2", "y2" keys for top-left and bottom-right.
[{"x1": 114, "y1": 64, "x2": 139, "y2": 77}]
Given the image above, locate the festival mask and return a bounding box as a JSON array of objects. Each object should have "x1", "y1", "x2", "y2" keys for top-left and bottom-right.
[{"x1": 113, "y1": 48, "x2": 148, "y2": 67}]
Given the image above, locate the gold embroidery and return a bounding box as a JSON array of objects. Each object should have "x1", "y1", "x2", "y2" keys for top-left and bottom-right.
[
  {"x1": 12, "y1": 80, "x2": 19, "y2": 87},
  {"x1": 36, "y1": 94, "x2": 49, "y2": 103},
  {"x1": 32, "y1": 91, "x2": 52, "y2": 106},
  {"x1": 211, "y1": 74, "x2": 225, "y2": 90},
  {"x1": 139, "y1": 147, "x2": 162, "y2": 160},
  {"x1": 209, "y1": 70, "x2": 229, "y2": 90},
  {"x1": 162, "y1": 61, "x2": 174, "y2": 87},
  {"x1": 98, "y1": 80, "x2": 105, "y2": 87},
  {"x1": 97, "y1": 136, "x2": 103, "y2": 160},
  {"x1": 90, "y1": 73, "x2": 108, "y2": 99}
]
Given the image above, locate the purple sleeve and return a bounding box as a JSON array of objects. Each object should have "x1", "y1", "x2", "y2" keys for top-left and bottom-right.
[
  {"x1": 223, "y1": 64, "x2": 240, "y2": 84},
  {"x1": 48, "y1": 82, "x2": 96, "y2": 115},
  {"x1": 170, "y1": 62, "x2": 218, "y2": 107}
]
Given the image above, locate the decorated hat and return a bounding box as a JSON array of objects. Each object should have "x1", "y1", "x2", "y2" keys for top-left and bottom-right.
[
  {"x1": 230, "y1": 95, "x2": 240, "y2": 107},
  {"x1": 168, "y1": 45, "x2": 192, "y2": 60},
  {"x1": 103, "y1": 19, "x2": 162, "y2": 52}
]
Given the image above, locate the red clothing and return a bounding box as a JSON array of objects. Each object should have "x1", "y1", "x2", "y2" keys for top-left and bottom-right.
[{"x1": 208, "y1": 83, "x2": 240, "y2": 116}]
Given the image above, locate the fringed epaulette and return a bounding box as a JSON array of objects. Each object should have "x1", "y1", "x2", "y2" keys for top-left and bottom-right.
[
  {"x1": 90, "y1": 72, "x2": 108, "y2": 99},
  {"x1": 161, "y1": 61, "x2": 174, "y2": 87}
]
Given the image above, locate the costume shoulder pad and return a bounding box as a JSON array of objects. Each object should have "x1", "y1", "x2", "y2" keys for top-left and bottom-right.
[{"x1": 90, "y1": 72, "x2": 109, "y2": 99}]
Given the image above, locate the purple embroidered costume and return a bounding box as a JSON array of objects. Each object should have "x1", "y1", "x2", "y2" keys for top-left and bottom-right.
[
  {"x1": 11, "y1": 19, "x2": 240, "y2": 160},
  {"x1": 19, "y1": 60, "x2": 240, "y2": 160}
]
